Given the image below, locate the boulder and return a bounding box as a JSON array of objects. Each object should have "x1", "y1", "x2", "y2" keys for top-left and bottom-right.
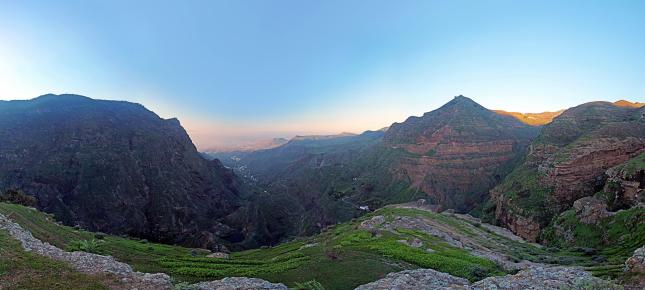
[
  {"x1": 625, "y1": 246, "x2": 645, "y2": 273},
  {"x1": 359, "y1": 216, "x2": 385, "y2": 230},
  {"x1": 354, "y1": 268, "x2": 469, "y2": 290},
  {"x1": 470, "y1": 266, "x2": 621, "y2": 289},
  {"x1": 573, "y1": 196, "x2": 609, "y2": 224},
  {"x1": 207, "y1": 252, "x2": 230, "y2": 259},
  {"x1": 192, "y1": 277, "x2": 288, "y2": 290}
]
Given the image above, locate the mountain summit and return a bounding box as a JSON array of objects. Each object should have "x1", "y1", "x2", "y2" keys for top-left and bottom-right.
[
  {"x1": 0, "y1": 94, "x2": 246, "y2": 249},
  {"x1": 382, "y1": 96, "x2": 539, "y2": 211}
]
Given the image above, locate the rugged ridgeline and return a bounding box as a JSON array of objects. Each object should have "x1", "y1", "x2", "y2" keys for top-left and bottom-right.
[
  {"x1": 489, "y1": 101, "x2": 645, "y2": 242},
  {"x1": 215, "y1": 96, "x2": 540, "y2": 244},
  {"x1": 493, "y1": 110, "x2": 563, "y2": 126},
  {"x1": 0, "y1": 94, "x2": 246, "y2": 249},
  {"x1": 383, "y1": 96, "x2": 539, "y2": 212}
]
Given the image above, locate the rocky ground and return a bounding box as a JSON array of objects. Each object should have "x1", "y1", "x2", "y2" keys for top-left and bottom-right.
[
  {"x1": 355, "y1": 266, "x2": 621, "y2": 290},
  {"x1": 385, "y1": 203, "x2": 544, "y2": 271},
  {"x1": 2, "y1": 206, "x2": 640, "y2": 289}
]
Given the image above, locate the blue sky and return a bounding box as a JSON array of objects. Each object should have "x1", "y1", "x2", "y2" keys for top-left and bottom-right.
[{"x1": 1, "y1": 1, "x2": 644, "y2": 149}]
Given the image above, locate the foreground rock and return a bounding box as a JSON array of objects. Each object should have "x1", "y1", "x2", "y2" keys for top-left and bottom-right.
[
  {"x1": 192, "y1": 277, "x2": 288, "y2": 290},
  {"x1": 625, "y1": 245, "x2": 645, "y2": 273},
  {"x1": 470, "y1": 267, "x2": 620, "y2": 289},
  {"x1": 355, "y1": 268, "x2": 469, "y2": 289},
  {"x1": 355, "y1": 266, "x2": 621, "y2": 290},
  {"x1": 624, "y1": 245, "x2": 645, "y2": 289}
]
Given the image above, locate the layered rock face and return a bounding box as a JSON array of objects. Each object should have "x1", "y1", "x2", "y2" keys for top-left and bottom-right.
[
  {"x1": 0, "y1": 94, "x2": 245, "y2": 248},
  {"x1": 603, "y1": 152, "x2": 645, "y2": 210},
  {"x1": 223, "y1": 96, "x2": 540, "y2": 244},
  {"x1": 384, "y1": 96, "x2": 539, "y2": 211},
  {"x1": 491, "y1": 102, "x2": 645, "y2": 241}
]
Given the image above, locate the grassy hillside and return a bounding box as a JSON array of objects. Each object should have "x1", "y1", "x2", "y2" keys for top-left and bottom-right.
[
  {"x1": 542, "y1": 206, "x2": 645, "y2": 278},
  {"x1": 0, "y1": 202, "x2": 622, "y2": 289},
  {"x1": 0, "y1": 229, "x2": 113, "y2": 290}
]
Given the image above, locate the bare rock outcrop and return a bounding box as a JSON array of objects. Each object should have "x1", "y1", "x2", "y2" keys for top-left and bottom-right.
[
  {"x1": 191, "y1": 277, "x2": 288, "y2": 290},
  {"x1": 604, "y1": 153, "x2": 645, "y2": 210},
  {"x1": 625, "y1": 245, "x2": 645, "y2": 274},
  {"x1": 355, "y1": 266, "x2": 620, "y2": 290},
  {"x1": 470, "y1": 266, "x2": 621, "y2": 289},
  {"x1": 354, "y1": 268, "x2": 469, "y2": 290},
  {"x1": 572, "y1": 196, "x2": 610, "y2": 224}
]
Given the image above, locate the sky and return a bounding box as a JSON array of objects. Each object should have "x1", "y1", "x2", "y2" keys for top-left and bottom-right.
[{"x1": 1, "y1": 1, "x2": 644, "y2": 150}]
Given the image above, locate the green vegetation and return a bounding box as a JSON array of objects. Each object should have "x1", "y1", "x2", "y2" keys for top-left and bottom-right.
[
  {"x1": 1, "y1": 202, "x2": 624, "y2": 289},
  {"x1": 493, "y1": 166, "x2": 554, "y2": 221},
  {"x1": 66, "y1": 239, "x2": 105, "y2": 254},
  {"x1": 0, "y1": 229, "x2": 111, "y2": 290},
  {"x1": 0, "y1": 203, "x2": 210, "y2": 276},
  {"x1": 615, "y1": 152, "x2": 645, "y2": 176},
  {"x1": 543, "y1": 206, "x2": 645, "y2": 278},
  {"x1": 0, "y1": 189, "x2": 37, "y2": 207},
  {"x1": 294, "y1": 280, "x2": 325, "y2": 290}
]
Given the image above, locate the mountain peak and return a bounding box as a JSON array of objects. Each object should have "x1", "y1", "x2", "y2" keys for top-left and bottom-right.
[
  {"x1": 430, "y1": 95, "x2": 486, "y2": 115},
  {"x1": 614, "y1": 99, "x2": 645, "y2": 108},
  {"x1": 34, "y1": 93, "x2": 92, "y2": 102},
  {"x1": 442, "y1": 95, "x2": 482, "y2": 108}
]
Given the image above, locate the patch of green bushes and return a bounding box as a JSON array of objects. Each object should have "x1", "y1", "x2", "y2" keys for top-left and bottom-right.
[
  {"x1": 66, "y1": 239, "x2": 105, "y2": 254},
  {"x1": 0, "y1": 189, "x2": 37, "y2": 207}
]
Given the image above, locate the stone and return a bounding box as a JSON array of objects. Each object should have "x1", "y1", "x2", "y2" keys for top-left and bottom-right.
[
  {"x1": 359, "y1": 215, "x2": 385, "y2": 229},
  {"x1": 191, "y1": 277, "x2": 288, "y2": 290},
  {"x1": 207, "y1": 252, "x2": 230, "y2": 259},
  {"x1": 625, "y1": 245, "x2": 645, "y2": 273},
  {"x1": 470, "y1": 266, "x2": 621, "y2": 289},
  {"x1": 572, "y1": 196, "x2": 609, "y2": 224},
  {"x1": 355, "y1": 266, "x2": 621, "y2": 290},
  {"x1": 354, "y1": 268, "x2": 469, "y2": 290}
]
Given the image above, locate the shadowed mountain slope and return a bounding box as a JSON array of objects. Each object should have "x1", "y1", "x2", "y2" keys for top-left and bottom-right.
[
  {"x1": 219, "y1": 96, "x2": 540, "y2": 243},
  {"x1": 0, "y1": 94, "x2": 247, "y2": 249}
]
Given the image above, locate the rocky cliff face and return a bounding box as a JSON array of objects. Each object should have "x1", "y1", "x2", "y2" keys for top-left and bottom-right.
[
  {"x1": 491, "y1": 101, "x2": 645, "y2": 241},
  {"x1": 602, "y1": 152, "x2": 644, "y2": 210},
  {"x1": 0, "y1": 94, "x2": 245, "y2": 249},
  {"x1": 383, "y1": 96, "x2": 539, "y2": 212},
  {"x1": 223, "y1": 96, "x2": 540, "y2": 244}
]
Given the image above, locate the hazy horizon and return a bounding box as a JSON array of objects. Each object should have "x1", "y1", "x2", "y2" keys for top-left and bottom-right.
[{"x1": 1, "y1": 1, "x2": 644, "y2": 149}]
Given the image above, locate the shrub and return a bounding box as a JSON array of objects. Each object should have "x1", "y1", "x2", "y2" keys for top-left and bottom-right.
[
  {"x1": 172, "y1": 282, "x2": 195, "y2": 290},
  {"x1": 295, "y1": 280, "x2": 325, "y2": 290},
  {"x1": 0, "y1": 189, "x2": 37, "y2": 207},
  {"x1": 66, "y1": 239, "x2": 104, "y2": 254}
]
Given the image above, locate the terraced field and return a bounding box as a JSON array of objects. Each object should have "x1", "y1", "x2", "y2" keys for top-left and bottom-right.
[{"x1": 0, "y1": 202, "x2": 626, "y2": 289}]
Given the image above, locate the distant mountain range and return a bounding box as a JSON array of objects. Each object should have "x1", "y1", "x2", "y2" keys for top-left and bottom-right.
[
  {"x1": 204, "y1": 137, "x2": 289, "y2": 153},
  {"x1": 2, "y1": 93, "x2": 643, "y2": 251}
]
